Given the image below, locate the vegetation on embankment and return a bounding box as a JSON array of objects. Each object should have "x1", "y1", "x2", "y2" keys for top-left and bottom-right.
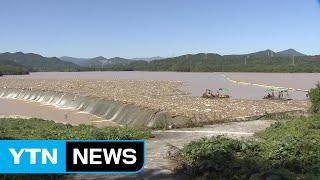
[
  {"x1": 0, "y1": 65, "x2": 29, "y2": 75},
  {"x1": 0, "y1": 118, "x2": 151, "y2": 140},
  {"x1": 176, "y1": 116, "x2": 320, "y2": 179},
  {"x1": 0, "y1": 60, "x2": 29, "y2": 75},
  {"x1": 309, "y1": 83, "x2": 320, "y2": 114},
  {"x1": 0, "y1": 118, "x2": 150, "y2": 179}
]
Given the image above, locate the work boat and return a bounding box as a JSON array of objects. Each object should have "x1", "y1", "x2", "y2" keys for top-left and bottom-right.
[
  {"x1": 263, "y1": 88, "x2": 292, "y2": 101},
  {"x1": 202, "y1": 88, "x2": 230, "y2": 99}
]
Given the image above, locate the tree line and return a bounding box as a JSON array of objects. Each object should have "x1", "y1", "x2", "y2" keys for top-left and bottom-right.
[{"x1": 80, "y1": 54, "x2": 320, "y2": 73}]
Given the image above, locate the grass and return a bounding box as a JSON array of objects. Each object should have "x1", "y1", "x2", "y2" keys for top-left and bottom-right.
[
  {"x1": 0, "y1": 118, "x2": 151, "y2": 140},
  {"x1": 0, "y1": 117, "x2": 151, "y2": 180},
  {"x1": 177, "y1": 116, "x2": 320, "y2": 179}
]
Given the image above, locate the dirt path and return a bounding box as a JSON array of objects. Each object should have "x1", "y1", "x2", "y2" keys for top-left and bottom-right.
[{"x1": 74, "y1": 120, "x2": 275, "y2": 179}]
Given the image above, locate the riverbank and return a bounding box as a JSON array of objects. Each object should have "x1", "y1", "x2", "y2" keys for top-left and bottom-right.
[{"x1": 0, "y1": 79, "x2": 310, "y2": 127}]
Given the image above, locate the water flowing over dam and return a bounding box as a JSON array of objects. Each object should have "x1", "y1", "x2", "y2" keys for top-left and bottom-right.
[{"x1": 0, "y1": 88, "x2": 191, "y2": 128}]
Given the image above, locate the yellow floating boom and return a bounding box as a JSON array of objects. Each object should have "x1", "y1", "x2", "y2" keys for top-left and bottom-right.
[{"x1": 221, "y1": 74, "x2": 309, "y2": 92}]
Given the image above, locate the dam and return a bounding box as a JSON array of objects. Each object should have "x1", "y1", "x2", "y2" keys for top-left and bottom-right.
[
  {"x1": 0, "y1": 88, "x2": 191, "y2": 128},
  {"x1": 0, "y1": 72, "x2": 311, "y2": 128}
]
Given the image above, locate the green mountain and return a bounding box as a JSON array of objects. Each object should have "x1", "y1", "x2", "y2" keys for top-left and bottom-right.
[
  {"x1": 131, "y1": 56, "x2": 165, "y2": 61},
  {"x1": 102, "y1": 50, "x2": 320, "y2": 73},
  {"x1": 60, "y1": 56, "x2": 132, "y2": 67},
  {"x1": 276, "y1": 49, "x2": 305, "y2": 56},
  {"x1": 58, "y1": 56, "x2": 89, "y2": 66},
  {"x1": 0, "y1": 52, "x2": 79, "y2": 72},
  {"x1": 250, "y1": 49, "x2": 276, "y2": 57},
  {"x1": 1, "y1": 49, "x2": 318, "y2": 74}
]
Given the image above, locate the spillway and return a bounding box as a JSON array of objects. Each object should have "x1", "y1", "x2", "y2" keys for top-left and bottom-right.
[{"x1": 0, "y1": 88, "x2": 191, "y2": 128}]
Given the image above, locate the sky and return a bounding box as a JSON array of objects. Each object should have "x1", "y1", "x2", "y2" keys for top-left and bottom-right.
[{"x1": 0, "y1": 0, "x2": 319, "y2": 58}]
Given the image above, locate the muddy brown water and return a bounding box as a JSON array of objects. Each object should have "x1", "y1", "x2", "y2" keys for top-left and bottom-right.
[{"x1": 2, "y1": 71, "x2": 314, "y2": 100}]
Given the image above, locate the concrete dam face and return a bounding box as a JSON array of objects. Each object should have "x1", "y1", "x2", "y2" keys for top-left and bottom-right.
[{"x1": 0, "y1": 88, "x2": 191, "y2": 128}]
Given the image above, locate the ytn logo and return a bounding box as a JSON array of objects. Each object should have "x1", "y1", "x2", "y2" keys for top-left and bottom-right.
[
  {"x1": 9, "y1": 148, "x2": 57, "y2": 165},
  {"x1": 0, "y1": 140, "x2": 145, "y2": 174}
]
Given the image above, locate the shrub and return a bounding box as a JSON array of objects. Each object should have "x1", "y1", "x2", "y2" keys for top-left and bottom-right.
[
  {"x1": 0, "y1": 118, "x2": 151, "y2": 179},
  {"x1": 309, "y1": 83, "x2": 320, "y2": 113},
  {"x1": 179, "y1": 136, "x2": 266, "y2": 179},
  {"x1": 177, "y1": 116, "x2": 320, "y2": 179},
  {"x1": 0, "y1": 118, "x2": 151, "y2": 140}
]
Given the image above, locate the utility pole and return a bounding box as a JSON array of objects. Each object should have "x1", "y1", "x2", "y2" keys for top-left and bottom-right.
[
  {"x1": 101, "y1": 62, "x2": 103, "y2": 69},
  {"x1": 186, "y1": 54, "x2": 191, "y2": 72},
  {"x1": 292, "y1": 55, "x2": 295, "y2": 66}
]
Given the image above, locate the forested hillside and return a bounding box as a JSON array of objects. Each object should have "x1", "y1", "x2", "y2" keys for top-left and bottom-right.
[
  {"x1": 100, "y1": 50, "x2": 320, "y2": 73},
  {"x1": 1, "y1": 50, "x2": 319, "y2": 74},
  {"x1": 60, "y1": 56, "x2": 132, "y2": 67},
  {"x1": 0, "y1": 52, "x2": 79, "y2": 72}
]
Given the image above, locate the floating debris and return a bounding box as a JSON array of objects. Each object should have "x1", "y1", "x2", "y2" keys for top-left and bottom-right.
[{"x1": 0, "y1": 78, "x2": 310, "y2": 123}]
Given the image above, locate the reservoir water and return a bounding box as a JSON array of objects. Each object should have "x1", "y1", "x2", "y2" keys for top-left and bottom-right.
[{"x1": 2, "y1": 71, "x2": 316, "y2": 100}]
